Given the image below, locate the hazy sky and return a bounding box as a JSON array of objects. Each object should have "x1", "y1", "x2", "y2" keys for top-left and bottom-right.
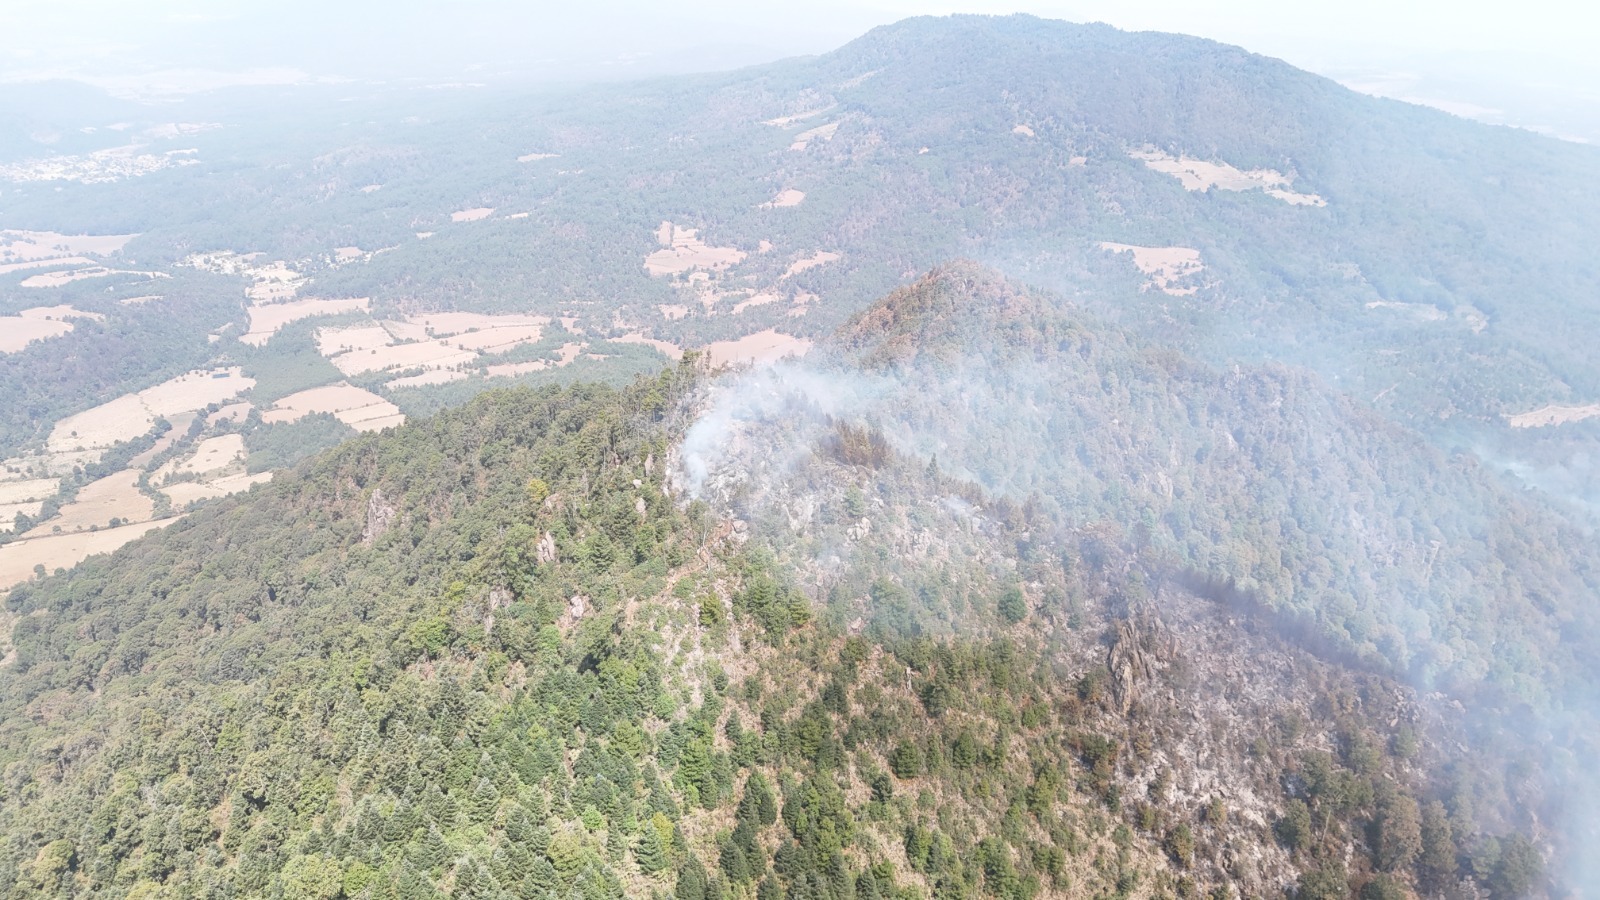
[
  {"x1": 3, "y1": 0, "x2": 1596, "y2": 79},
  {"x1": 2, "y1": 0, "x2": 1596, "y2": 139}
]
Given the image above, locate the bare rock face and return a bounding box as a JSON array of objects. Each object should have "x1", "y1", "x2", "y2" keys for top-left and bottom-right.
[
  {"x1": 483, "y1": 586, "x2": 513, "y2": 634},
  {"x1": 362, "y1": 488, "x2": 397, "y2": 545},
  {"x1": 536, "y1": 531, "x2": 557, "y2": 564},
  {"x1": 568, "y1": 594, "x2": 588, "y2": 621},
  {"x1": 1107, "y1": 615, "x2": 1176, "y2": 714}
]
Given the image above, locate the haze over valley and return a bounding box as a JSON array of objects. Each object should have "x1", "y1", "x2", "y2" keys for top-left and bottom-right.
[{"x1": 0, "y1": 6, "x2": 1597, "y2": 899}]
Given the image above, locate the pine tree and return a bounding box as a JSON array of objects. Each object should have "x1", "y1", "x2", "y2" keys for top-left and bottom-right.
[
  {"x1": 719, "y1": 841, "x2": 751, "y2": 884},
  {"x1": 527, "y1": 857, "x2": 559, "y2": 896},
  {"x1": 456, "y1": 859, "x2": 482, "y2": 898},
  {"x1": 548, "y1": 831, "x2": 587, "y2": 885},
  {"x1": 635, "y1": 825, "x2": 668, "y2": 875},
  {"x1": 505, "y1": 804, "x2": 533, "y2": 844},
  {"x1": 737, "y1": 773, "x2": 777, "y2": 827},
  {"x1": 385, "y1": 802, "x2": 416, "y2": 844},
  {"x1": 503, "y1": 844, "x2": 535, "y2": 884},
  {"x1": 422, "y1": 824, "x2": 450, "y2": 873},
  {"x1": 674, "y1": 858, "x2": 707, "y2": 900},
  {"x1": 471, "y1": 777, "x2": 502, "y2": 824}
]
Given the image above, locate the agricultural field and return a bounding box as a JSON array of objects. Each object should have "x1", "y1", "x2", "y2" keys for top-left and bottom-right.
[
  {"x1": 0, "y1": 519, "x2": 176, "y2": 589},
  {"x1": 703, "y1": 328, "x2": 812, "y2": 366},
  {"x1": 19, "y1": 267, "x2": 166, "y2": 288},
  {"x1": 262, "y1": 383, "x2": 405, "y2": 432},
  {"x1": 239, "y1": 297, "x2": 371, "y2": 346},
  {"x1": 1508, "y1": 404, "x2": 1600, "y2": 427},
  {"x1": 644, "y1": 222, "x2": 747, "y2": 277},
  {"x1": 0, "y1": 230, "x2": 137, "y2": 263},
  {"x1": 1130, "y1": 146, "x2": 1327, "y2": 206},
  {"x1": 154, "y1": 434, "x2": 246, "y2": 478},
  {"x1": 782, "y1": 250, "x2": 840, "y2": 278},
  {"x1": 760, "y1": 188, "x2": 806, "y2": 208},
  {"x1": 160, "y1": 471, "x2": 273, "y2": 507},
  {"x1": 1099, "y1": 242, "x2": 1207, "y2": 295},
  {"x1": 47, "y1": 368, "x2": 253, "y2": 456},
  {"x1": 21, "y1": 470, "x2": 152, "y2": 538},
  {"x1": 0, "y1": 305, "x2": 103, "y2": 352}
]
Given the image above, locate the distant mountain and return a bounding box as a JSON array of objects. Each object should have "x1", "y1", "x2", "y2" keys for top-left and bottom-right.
[
  {"x1": 0, "y1": 80, "x2": 141, "y2": 159},
  {"x1": 5, "y1": 15, "x2": 1599, "y2": 493},
  {"x1": 2, "y1": 14, "x2": 1598, "y2": 896}
]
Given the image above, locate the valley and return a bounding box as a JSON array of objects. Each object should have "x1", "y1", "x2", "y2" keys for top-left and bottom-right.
[{"x1": 0, "y1": 11, "x2": 1595, "y2": 899}]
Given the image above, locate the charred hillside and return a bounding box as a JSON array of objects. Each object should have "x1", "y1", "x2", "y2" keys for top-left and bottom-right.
[{"x1": 0, "y1": 315, "x2": 1554, "y2": 900}]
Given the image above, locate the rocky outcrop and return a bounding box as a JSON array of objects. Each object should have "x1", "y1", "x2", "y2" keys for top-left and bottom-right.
[
  {"x1": 362, "y1": 488, "x2": 397, "y2": 544},
  {"x1": 1107, "y1": 614, "x2": 1175, "y2": 714}
]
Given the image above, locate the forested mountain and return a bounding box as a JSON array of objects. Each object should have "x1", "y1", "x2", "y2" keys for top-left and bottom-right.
[
  {"x1": 0, "y1": 267, "x2": 1578, "y2": 898},
  {"x1": 3, "y1": 12, "x2": 1600, "y2": 899}
]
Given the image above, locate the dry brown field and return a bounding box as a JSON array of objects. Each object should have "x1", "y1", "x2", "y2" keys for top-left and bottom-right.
[
  {"x1": 330, "y1": 341, "x2": 476, "y2": 376},
  {"x1": 317, "y1": 324, "x2": 395, "y2": 356},
  {"x1": 783, "y1": 251, "x2": 840, "y2": 279},
  {"x1": 0, "y1": 518, "x2": 175, "y2": 590},
  {"x1": 0, "y1": 230, "x2": 137, "y2": 262},
  {"x1": 19, "y1": 267, "x2": 166, "y2": 288},
  {"x1": 0, "y1": 502, "x2": 44, "y2": 532},
  {"x1": 644, "y1": 224, "x2": 747, "y2": 277},
  {"x1": 49, "y1": 368, "x2": 253, "y2": 454},
  {"x1": 263, "y1": 383, "x2": 404, "y2": 432},
  {"x1": 411, "y1": 312, "x2": 548, "y2": 335},
  {"x1": 613, "y1": 334, "x2": 684, "y2": 359},
  {"x1": 127, "y1": 412, "x2": 196, "y2": 468},
  {"x1": 241, "y1": 297, "x2": 370, "y2": 346},
  {"x1": 1507, "y1": 405, "x2": 1600, "y2": 428},
  {"x1": 162, "y1": 471, "x2": 273, "y2": 507},
  {"x1": 789, "y1": 122, "x2": 840, "y2": 151},
  {"x1": 732, "y1": 293, "x2": 780, "y2": 314},
  {"x1": 1098, "y1": 242, "x2": 1205, "y2": 296},
  {"x1": 0, "y1": 305, "x2": 104, "y2": 352},
  {"x1": 1129, "y1": 147, "x2": 1325, "y2": 206},
  {"x1": 387, "y1": 370, "x2": 468, "y2": 389},
  {"x1": 704, "y1": 329, "x2": 813, "y2": 367},
  {"x1": 0, "y1": 317, "x2": 72, "y2": 352},
  {"x1": 762, "y1": 107, "x2": 832, "y2": 127},
  {"x1": 0, "y1": 256, "x2": 94, "y2": 275},
  {"x1": 449, "y1": 325, "x2": 546, "y2": 352},
  {"x1": 761, "y1": 189, "x2": 806, "y2": 208},
  {"x1": 161, "y1": 434, "x2": 245, "y2": 478},
  {"x1": 23, "y1": 469, "x2": 152, "y2": 538},
  {"x1": 0, "y1": 479, "x2": 59, "y2": 505},
  {"x1": 206, "y1": 402, "x2": 253, "y2": 426},
  {"x1": 483, "y1": 343, "x2": 586, "y2": 379}
]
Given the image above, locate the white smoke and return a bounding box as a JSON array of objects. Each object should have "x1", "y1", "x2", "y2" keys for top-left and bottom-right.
[{"x1": 674, "y1": 362, "x2": 894, "y2": 499}]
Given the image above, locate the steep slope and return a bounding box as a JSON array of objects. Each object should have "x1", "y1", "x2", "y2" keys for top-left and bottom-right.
[
  {"x1": 0, "y1": 353, "x2": 1556, "y2": 899},
  {"x1": 684, "y1": 263, "x2": 1600, "y2": 890},
  {"x1": 0, "y1": 370, "x2": 1214, "y2": 899},
  {"x1": 806, "y1": 263, "x2": 1600, "y2": 704}
]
